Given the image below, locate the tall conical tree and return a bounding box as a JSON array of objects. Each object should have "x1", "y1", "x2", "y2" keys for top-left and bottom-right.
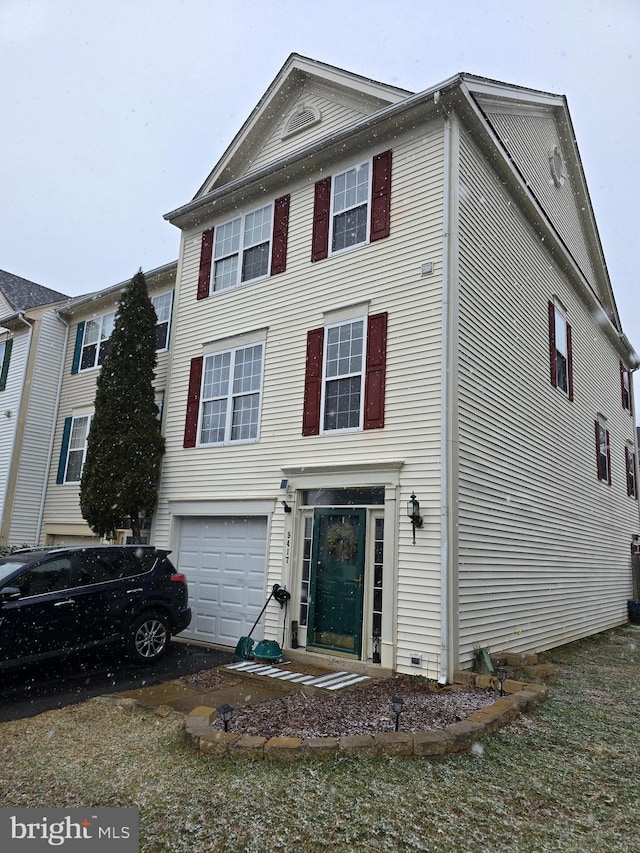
[{"x1": 80, "y1": 270, "x2": 165, "y2": 543}]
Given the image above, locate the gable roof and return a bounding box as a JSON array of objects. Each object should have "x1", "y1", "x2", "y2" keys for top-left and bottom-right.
[
  {"x1": 165, "y1": 59, "x2": 636, "y2": 366},
  {"x1": 0, "y1": 269, "x2": 68, "y2": 314}
]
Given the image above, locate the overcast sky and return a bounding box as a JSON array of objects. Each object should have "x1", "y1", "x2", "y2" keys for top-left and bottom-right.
[{"x1": 1, "y1": 1, "x2": 638, "y2": 367}]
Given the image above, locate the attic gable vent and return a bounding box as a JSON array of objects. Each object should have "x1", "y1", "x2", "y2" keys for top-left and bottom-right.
[{"x1": 282, "y1": 103, "x2": 321, "y2": 140}]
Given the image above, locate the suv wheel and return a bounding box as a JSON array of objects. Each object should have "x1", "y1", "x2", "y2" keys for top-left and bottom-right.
[{"x1": 127, "y1": 612, "x2": 170, "y2": 663}]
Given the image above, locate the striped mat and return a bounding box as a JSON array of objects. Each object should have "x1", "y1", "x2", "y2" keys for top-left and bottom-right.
[{"x1": 225, "y1": 661, "x2": 370, "y2": 691}]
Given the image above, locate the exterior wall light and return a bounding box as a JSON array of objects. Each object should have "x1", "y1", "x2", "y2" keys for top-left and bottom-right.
[
  {"x1": 495, "y1": 666, "x2": 507, "y2": 697},
  {"x1": 392, "y1": 695, "x2": 405, "y2": 731},
  {"x1": 406, "y1": 492, "x2": 423, "y2": 544},
  {"x1": 217, "y1": 704, "x2": 234, "y2": 732}
]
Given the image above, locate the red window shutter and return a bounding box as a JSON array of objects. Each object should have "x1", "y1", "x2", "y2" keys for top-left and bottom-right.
[
  {"x1": 183, "y1": 356, "x2": 203, "y2": 448},
  {"x1": 302, "y1": 328, "x2": 324, "y2": 435},
  {"x1": 567, "y1": 323, "x2": 574, "y2": 402},
  {"x1": 311, "y1": 178, "x2": 331, "y2": 262},
  {"x1": 197, "y1": 228, "x2": 214, "y2": 300},
  {"x1": 634, "y1": 452, "x2": 639, "y2": 501},
  {"x1": 548, "y1": 301, "x2": 557, "y2": 388},
  {"x1": 370, "y1": 150, "x2": 392, "y2": 242},
  {"x1": 606, "y1": 429, "x2": 612, "y2": 485},
  {"x1": 270, "y1": 195, "x2": 290, "y2": 276},
  {"x1": 364, "y1": 312, "x2": 388, "y2": 430}
]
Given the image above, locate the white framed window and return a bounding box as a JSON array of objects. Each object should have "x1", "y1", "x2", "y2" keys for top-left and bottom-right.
[
  {"x1": 80, "y1": 313, "x2": 115, "y2": 371},
  {"x1": 330, "y1": 161, "x2": 370, "y2": 254},
  {"x1": 554, "y1": 306, "x2": 569, "y2": 395},
  {"x1": 64, "y1": 414, "x2": 92, "y2": 483},
  {"x1": 199, "y1": 343, "x2": 264, "y2": 445},
  {"x1": 626, "y1": 444, "x2": 638, "y2": 498},
  {"x1": 152, "y1": 291, "x2": 174, "y2": 351},
  {"x1": 213, "y1": 204, "x2": 273, "y2": 292},
  {"x1": 321, "y1": 318, "x2": 365, "y2": 432}
]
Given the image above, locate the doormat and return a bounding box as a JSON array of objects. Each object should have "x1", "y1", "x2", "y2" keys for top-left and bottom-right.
[{"x1": 225, "y1": 661, "x2": 371, "y2": 691}]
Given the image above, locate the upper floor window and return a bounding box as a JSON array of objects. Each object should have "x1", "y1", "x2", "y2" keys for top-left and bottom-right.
[
  {"x1": 196, "y1": 196, "x2": 290, "y2": 300},
  {"x1": 548, "y1": 300, "x2": 573, "y2": 400},
  {"x1": 56, "y1": 414, "x2": 92, "y2": 484},
  {"x1": 620, "y1": 361, "x2": 633, "y2": 414},
  {"x1": 183, "y1": 340, "x2": 265, "y2": 448},
  {"x1": 331, "y1": 163, "x2": 370, "y2": 253},
  {"x1": 595, "y1": 416, "x2": 611, "y2": 485},
  {"x1": 152, "y1": 291, "x2": 174, "y2": 351},
  {"x1": 0, "y1": 338, "x2": 12, "y2": 392},
  {"x1": 322, "y1": 319, "x2": 365, "y2": 431},
  {"x1": 302, "y1": 311, "x2": 388, "y2": 436},
  {"x1": 80, "y1": 313, "x2": 115, "y2": 371},
  {"x1": 311, "y1": 150, "x2": 392, "y2": 262},
  {"x1": 626, "y1": 444, "x2": 638, "y2": 499}
]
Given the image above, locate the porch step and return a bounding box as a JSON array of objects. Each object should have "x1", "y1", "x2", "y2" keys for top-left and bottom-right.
[{"x1": 225, "y1": 661, "x2": 371, "y2": 691}]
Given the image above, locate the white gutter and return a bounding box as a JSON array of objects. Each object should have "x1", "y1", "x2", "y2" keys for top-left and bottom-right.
[{"x1": 438, "y1": 111, "x2": 453, "y2": 685}]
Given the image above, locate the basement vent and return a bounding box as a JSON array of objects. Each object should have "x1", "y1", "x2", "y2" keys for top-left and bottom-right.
[{"x1": 282, "y1": 103, "x2": 321, "y2": 139}]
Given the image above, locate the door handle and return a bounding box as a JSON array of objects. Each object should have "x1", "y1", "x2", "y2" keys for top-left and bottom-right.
[
  {"x1": 54, "y1": 599, "x2": 75, "y2": 607},
  {"x1": 127, "y1": 588, "x2": 144, "y2": 594}
]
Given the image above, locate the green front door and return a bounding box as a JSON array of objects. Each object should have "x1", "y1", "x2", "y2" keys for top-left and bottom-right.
[{"x1": 307, "y1": 509, "x2": 366, "y2": 655}]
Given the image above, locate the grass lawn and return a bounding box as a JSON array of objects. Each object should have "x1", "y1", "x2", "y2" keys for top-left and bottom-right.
[{"x1": 1, "y1": 624, "x2": 639, "y2": 852}]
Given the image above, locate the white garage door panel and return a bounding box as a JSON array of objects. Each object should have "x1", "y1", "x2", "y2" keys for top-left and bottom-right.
[{"x1": 177, "y1": 516, "x2": 268, "y2": 646}]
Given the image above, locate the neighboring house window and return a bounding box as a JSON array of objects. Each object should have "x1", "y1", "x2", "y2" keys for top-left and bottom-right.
[
  {"x1": 548, "y1": 301, "x2": 573, "y2": 400},
  {"x1": 196, "y1": 195, "x2": 290, "y2": 300},
  {"x1": 620, "y1": 361, "x2": 633, "y2": 414},
  {"x1": 183, "y1": 343, "x2": 264, "y2": 447},
  {"x1": 56, "y1": 414, "x2": 92, "y2": 484},
  {"x1": 625, "y1": 444, "x2": 638, "y2": 499},
  {"x1": 0, "y1": 338, "x2": 12, "y2": 392},
  {"x1": 311, "y1": 150, "x2": 392, "y2": 262},
  {"x1": 153, "y1": 291, "x2": 174, "y2": 351},
  {"x1": 71, "y1": 313, "x2": 115, "y2": 374},
  {"x1": 302, "y1": 312, "x2": 388, "y2": 436},
  {"x1": 594, "y1": 416, "x2": 611, "y2": 485}
]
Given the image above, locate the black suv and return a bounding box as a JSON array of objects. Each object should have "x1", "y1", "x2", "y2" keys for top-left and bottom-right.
[{"x1": 0, "y1": 546, "x2": 191, "y2": 669}]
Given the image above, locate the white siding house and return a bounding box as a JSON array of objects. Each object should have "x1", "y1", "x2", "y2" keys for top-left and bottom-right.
[
  {"x1": 40, "y1": 263, "x2": 177, "y2": 546},
  {"x1": 0, "y1": 271, "x2": 68, "y2": 546},
  {"x1": 153, "y1": 56, "x2": 637, "y2": 677}
]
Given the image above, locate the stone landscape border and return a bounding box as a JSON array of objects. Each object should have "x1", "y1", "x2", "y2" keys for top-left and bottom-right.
[{"x1": 179, "y1": 672, "x2": 548, "y2": 761}]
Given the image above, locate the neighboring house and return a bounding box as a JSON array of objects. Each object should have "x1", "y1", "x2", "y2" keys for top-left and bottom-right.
[
  {"x1": 152, "y1": 54, "x2": 639, "y2": 679},
  {"x1": 40, "y1": 262, "x2": 177, "y2": 546},
  {"x1": 0, "y1": 270, "x2": 68, "y2": 546}
]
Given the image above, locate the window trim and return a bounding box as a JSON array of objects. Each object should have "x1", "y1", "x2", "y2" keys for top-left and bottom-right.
[
  {"x1": 0, "y1": 338, "x2": 12, "y2": 392},
  {"x1": 320, "y1": 316, "x2": 367, "y2": 434},
  {"x1": 548, "y1": 300, "x2": 573, "y2": 400},
  {"x1": 152, "y1": 291, "x2": 174, "y2": 352},
  {"x1": 211, "y1": 202, "x2": 274, "y2": 294},
  {"x1": 620, "y1": 361, "x2": 633, "y2": 414},
  {"x1": 79, "y1": 312, "x2": 115, "y2": 372},
  {"x1": 196, "y1": 342, "x2": 265, "y2": 447},
  {"x1": 328, "y1": 159, "x2": 372, "y2": 257},
  {"x1": 60, "y1": 413, "x2": 93, "y2": 484}
]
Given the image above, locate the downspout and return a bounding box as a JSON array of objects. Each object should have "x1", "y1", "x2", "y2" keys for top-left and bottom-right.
[
  {"x1": 35, "y1": 316, "x2": 69, "y2": 544},
  {"x1": 438, "y1": 106, "x2": 453, "y2": 684}
]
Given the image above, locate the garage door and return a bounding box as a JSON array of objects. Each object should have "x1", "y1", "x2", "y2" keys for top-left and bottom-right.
[{"x1": 176, "y1": 516, "x2": 268, "y2": 646}]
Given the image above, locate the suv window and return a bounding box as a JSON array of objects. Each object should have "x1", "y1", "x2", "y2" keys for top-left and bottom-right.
[
  {"x1": 16, "y1": 559, "x2": 74, "y2": 597},
  {"x1": 75, "y1": 550, "x2": 155, "y2": 585}
]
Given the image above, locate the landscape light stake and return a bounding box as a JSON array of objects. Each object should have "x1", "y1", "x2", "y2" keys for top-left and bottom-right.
[
  {"x1": 217, "y1": 704, "x2": 234, "y2": 732},
  {"x1": 392, "y1": 695, "x2": 405, "y2": 731},
  {"x1": 495, "y1": 667, "x2": 507, "y2": 697}
]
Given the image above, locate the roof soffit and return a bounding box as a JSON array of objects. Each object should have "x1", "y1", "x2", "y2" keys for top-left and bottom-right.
[
  {"x1": 452, "y1": 79, "x2": 622, "y2": 334},
  {"x1": 195, "y1": 53, "x2": 412, "y2": 196}
]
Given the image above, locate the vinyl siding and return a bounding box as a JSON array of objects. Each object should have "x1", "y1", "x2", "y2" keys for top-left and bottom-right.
[
  {"x1": 156, "y1": 120, "x2": 447, "y2": 673},
  {"x1": 9, "y1": 310, "x2": 67, "y2": 543},
  {"x1": 247, "y1": 88, "x2": 374, "y2": 176},
  {"x1": 484, "y1": 109, "x2": 598, "y2": 289},
  {"x1": 40, "y1": 287, "x2": 173, "y2": 537},
  {"x1": 456, "y1": 131, "x2": 638, "y2": 666},
  {"x1": 0, "y1": 330, "x2": 28, "y2": 536}
]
